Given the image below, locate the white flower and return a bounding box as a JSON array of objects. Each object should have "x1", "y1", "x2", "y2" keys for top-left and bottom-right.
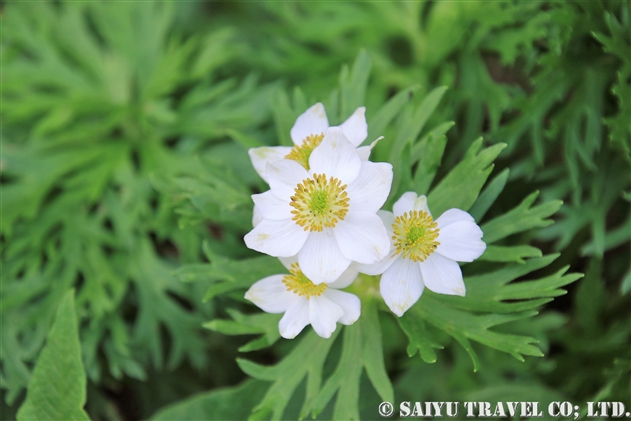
[
  {"x1": 249, "y1": 103, "x2": 378, "y2": 183},
  {"x1": 358, "y1": 192, "x2": 486, "y2": 317},
  {"x1": 244, "y1": 127, "x2": 392, "y2": 284},
  {"x1": 245, "y1": 257, "x2": 361, "y2": 339}
]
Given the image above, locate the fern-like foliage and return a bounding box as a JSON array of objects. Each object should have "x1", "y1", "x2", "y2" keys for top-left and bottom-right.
[{"x1": 1, "y1": 1, "x2": 274, "y2": 403}]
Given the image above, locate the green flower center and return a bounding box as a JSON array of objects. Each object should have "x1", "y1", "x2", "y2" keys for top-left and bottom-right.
[
  {"x1": 290, "y1": 173, "x2": 349, "y2": 232},
  {"x1": 392, "y1": 210, "x2": 440, "y2": 262}
]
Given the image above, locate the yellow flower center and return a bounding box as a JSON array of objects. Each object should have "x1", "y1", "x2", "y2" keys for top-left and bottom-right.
[
  {"x1": 285, "y1": 133, "x2": 325, "y2": 170},
  {"x1": 290, "y1": 173, "x2": 349, "y2": 232},
  {"x1": 282, "y1": 263, "x2": 327, "y2": 297},
  {"x1": 392, "y1": 210, "x2": 440, "y2": 262}
]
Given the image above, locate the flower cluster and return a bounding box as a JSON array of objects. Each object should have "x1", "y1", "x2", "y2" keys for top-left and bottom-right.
[{"x1": 244, "y1": 103, "x2": 486, "y2": 338}]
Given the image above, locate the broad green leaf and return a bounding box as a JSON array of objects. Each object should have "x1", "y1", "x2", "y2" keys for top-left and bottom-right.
[
  {"x1": 150, "y1": 379, "x2": 269, "y2": 421},
  {"x1": 17, "y1": 290, "x2": 90, "y2": 421}
]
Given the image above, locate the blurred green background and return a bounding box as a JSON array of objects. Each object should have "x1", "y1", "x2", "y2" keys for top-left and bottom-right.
[{"x1": 1, "y1": 1, "x2": 629, "y2": 420}]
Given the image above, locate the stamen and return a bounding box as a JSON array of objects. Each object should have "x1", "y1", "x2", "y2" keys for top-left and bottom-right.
[
  {"x1": 290, "y1": 174, "x2": 349, "y2": 232},
  {"x1": 392, "y1": 210, "x2": 440, "y2": 262},
  {"x1": 282, "y1": 263, "x2": 327, "y2": 297},
  {"x1": 285, "y1": 133, "x2": 325, "y2": 170}
]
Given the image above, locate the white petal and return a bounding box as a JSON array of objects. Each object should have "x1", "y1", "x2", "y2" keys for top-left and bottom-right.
[
  {"x1": 266, "y1": 159, "x2": 310, "y2": 201},
  {"x1": 393, "y1": 192, "x2": 431, "y2": 217},
  {"x1": 356, "y1": 146, "x2": 372, "y2": 161},
  {"x1": 252, "y1": 190, "x2": 292, "y2": 220},
  {"x1": 279, "y1": 297, "x2": 311, "y2": 339},
  {"x1": 278, "y1": 255, "x2": 298, "y2": 270},
  {"x1": 290, "y1": 103, "x2": 329, "y2": 145},
  {"x1": 245, "y1": 275, "x2": 298, "y2": 313},
  {"x1": 244, "y1": 218, "x2": 309, "y2": 257},
  {"x1": 340, "y1": 107, "x2": 368, "y2": 147},
  {"x1": 334, "y1": 212, "x2": 390, "y2": 264},
  {"x1": 308, "y1": 127, "x2": 361, "y2": 185},
  {"x1": 328, "y1": 264, "x2": 359, "y2": 289},
  {"x1": 435, "y1": 209, "x2": 485, "y2": 262},
  {"x1": 322, "y1": 289, "x2": 360, "y2": 325},
  {"x1": 380, "y1": 257, "x2": 424, "y2": 317},
  {"x1": 355, "y1": 211, "x2": 396, "y2": 275},
  {"x1": 346, "y1": 161, "x2": 393, "y2": 213},
  {"x1": 356, "y1": 137, "x2": 382, "y2": 161},
  {"x1": 252, "y1": 204, "x2": 263, "y2": 227},
  {"x1": 308, "y1": 295, "x2": 344, "y2": 338},
  {"x1": 436, "y1": 208, "x2": 474, "y2": 227},
  {"x1": 419, "y1": 252, "x2": 466, "y2": 296},
  {"x1": 378, "y1": 209, "x2": 396, "y2": 230},
  {"x1": 298, "y1": 229, "x2": 351, "y2": 284},
  {"x1": 356, "y1": 245, "x2": 398, "y2": 275},
  {"x1": 248, "y1": 146, "x2": 293, "y2": 183}
]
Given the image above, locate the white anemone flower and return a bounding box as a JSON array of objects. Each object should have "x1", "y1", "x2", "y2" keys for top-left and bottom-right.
[
  {"x1": 245, "y1": 257, "x2": 361, "y2": 339},
  {"x1": 244, "y1": 127, "x2": 392, "y2": 284},
  {"x1": 248, "y1": 103, "x2": 378, "y2": 183},
  {"x1": 358, "y1": 192, "x2": 486, "y2": 317}
]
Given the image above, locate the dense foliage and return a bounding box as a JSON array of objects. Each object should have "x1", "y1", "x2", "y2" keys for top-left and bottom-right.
[{"x1": 2, "y1": 1, "x2": 629, "y2": 420}]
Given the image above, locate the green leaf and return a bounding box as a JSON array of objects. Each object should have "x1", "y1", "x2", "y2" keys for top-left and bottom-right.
[
  {"x1": 360, "y1": 299, "x2": 394, "y2": 406},
  {"x1": 400, "y1": 255, "x2": 582, "y2": 370},
  {"x1": 173, "y1": 244, "x2": 285, "y2": 302},
  {"x1": 412, "y1": 298, "x2": 542, "y2": 371},
  {"x1": 310, "y1": 327, "x2": 363, "y2": 421},
  {"x1": 397, "y1": 316, "x2": 443, "y2": 363},
  {"x1": 237, "y1": 300, "x2": 394, "y2": 421},
  {"x1": 469, "y1": 168, "x2": 510, "y2": 221},
  {"x1": 150, "y1": 379, "x2": 269, "y2": 420},
  {"x1": 237, "y1": 330, "x2": 338, "y2": 421},
  {"x1": 308, "y1": 299, "x2": 393, "y2": 420},
  {"x1": 17, "y1": 290, "x2": 90, "y2": 421},
  {"x1": 410, "y1": 125, "x2": 451, "y2": 194},
  {"x1": 339, "y1": 50, "x2": 371, "y2": 119},
  {"x1": 445, "y1": 258, "x2": 582, "y2": 314},
  {"x1": 367, "y1": 86, "x2": 418, "y2": 144},
  {"x1": 387, "y1": 86, "x2": 448, "y2": 169},
  {"x1": 427, "y1": 139, "x2": 506, "y2": 215},
  {"x1": 271, "y1": 90, "x2": 299, "y2": 147},
  {"x1": 204, "y1": 310, "x2": 282, "y2": 352},
  {"x1": 479, "y1": 245, "x2": 542, "y2": 263},
  {"x1": 481, "y1": 191, "x2": 563, "y2": 244}
]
